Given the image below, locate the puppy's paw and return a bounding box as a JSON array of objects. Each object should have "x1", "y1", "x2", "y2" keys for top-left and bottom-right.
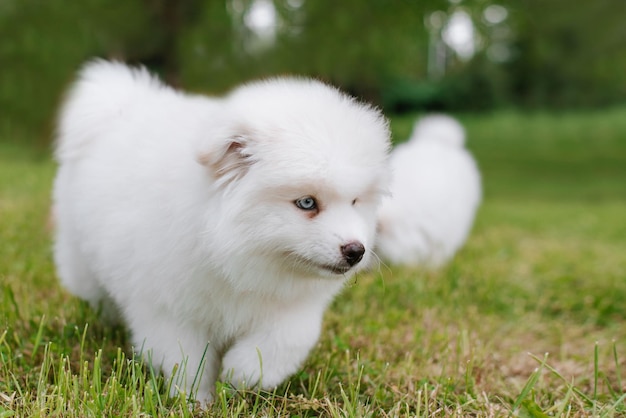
[
  {"x1": 220, "y1": 342, "x2": 299, "y2": 391},
  {"x1": 168, "y1": 381, "x2": 214, "y2": 409},
  {"x1": 220, "y1": 346, "x2": 263, "y2": 390}
]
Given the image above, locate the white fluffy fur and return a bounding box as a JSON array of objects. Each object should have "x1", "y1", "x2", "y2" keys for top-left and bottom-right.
[
  {"x1": 53, "y1": 60, "x2": 390, "y2": 403},
  {"x1": 376, "y1": 114, "x2": 481, "y2": 268}
]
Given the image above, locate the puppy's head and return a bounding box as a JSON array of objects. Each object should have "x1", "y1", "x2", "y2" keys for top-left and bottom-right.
[{"x1": 199, "y1": 78, "x2": 390, "y2": 280}]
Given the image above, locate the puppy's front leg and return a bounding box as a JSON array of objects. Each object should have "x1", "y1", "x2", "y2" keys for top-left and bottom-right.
[
  {"x1": 220, "y1": 306, "x2": 324, "y2": 390},
  {"x1": 127, "y1": 311, "x2": 220, "y2": 404}
]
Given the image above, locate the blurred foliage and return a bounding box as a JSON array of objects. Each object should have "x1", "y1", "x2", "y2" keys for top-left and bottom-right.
[
  {"x1": 0, "y1": 0, "x2": 625, "y2": 145},
  {"x1": 0, "y1": 0, "x2": 162, "y2": 147},
  {"x1": 504, "y1": 0, "x2": 626, "y2": 108}
]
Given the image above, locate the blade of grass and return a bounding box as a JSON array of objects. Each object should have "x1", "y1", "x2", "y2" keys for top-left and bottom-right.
[
  {"x1": 528, "y1": 352, "x2": 594, "y2": 406},
  {"x1": 593, "y1": 341, "x2": 599, "y2": 416},
  {"x1": 512, "y1": 353, "x2": 548, "y2": 413},
  {"x1": 30, "y1": 315, "x2": 46, "y2": 359},
  {"x1": 613, "y1": 340, "x2": 622, "y2": 392}
]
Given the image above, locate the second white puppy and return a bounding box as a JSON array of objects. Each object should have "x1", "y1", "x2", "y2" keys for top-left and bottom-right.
[
  {"x1": 53, "y1": 60, "x2": 391, "y2": 403},
  {"x1": 376, "y1": 115, "x2": 481, "y2": 268}
]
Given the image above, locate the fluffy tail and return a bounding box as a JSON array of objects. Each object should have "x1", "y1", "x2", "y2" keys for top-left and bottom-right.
[
  {"x1": 410, "y1": 114, "x2": 466, "y2": 148},
  {"x1": 54, "y1": 60, "x2": 165, "y2": 162}
]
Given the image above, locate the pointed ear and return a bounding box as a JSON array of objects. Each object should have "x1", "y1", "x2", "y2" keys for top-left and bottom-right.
[{"x1": 197, "y1": 134, "x2": 255, "y2": 185}]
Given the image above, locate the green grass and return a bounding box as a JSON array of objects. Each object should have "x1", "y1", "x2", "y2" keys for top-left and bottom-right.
[{"x1": 2, "y1": 108, "x2": 626, "y2": 416}]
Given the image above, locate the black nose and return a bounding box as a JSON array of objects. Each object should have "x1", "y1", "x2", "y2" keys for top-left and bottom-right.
[{"x1": 341, "y1": 241, "x2": 365, "y2": 267}]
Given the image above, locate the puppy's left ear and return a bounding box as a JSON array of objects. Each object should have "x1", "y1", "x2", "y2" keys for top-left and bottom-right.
[{"x1": 197, "y1": 134, "x2": 256, "y2": 186}]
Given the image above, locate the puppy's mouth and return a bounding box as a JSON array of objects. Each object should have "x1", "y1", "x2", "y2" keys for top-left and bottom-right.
[
  {"x1": 318, "y1": 264, "x2": 352, "y2": 275},
  {"x1": 286, "y1": 253, "x2": 353, "y2": 276}
]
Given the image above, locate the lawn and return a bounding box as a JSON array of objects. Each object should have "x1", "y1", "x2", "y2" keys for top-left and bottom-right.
[{"x1": 1, "y1": 108, "x2": 625, "y2": 416}]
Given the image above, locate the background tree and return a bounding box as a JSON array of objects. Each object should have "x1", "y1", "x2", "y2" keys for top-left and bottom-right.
[{"x1": 1, "y1": 0, "x2": 624, "y2": 146}]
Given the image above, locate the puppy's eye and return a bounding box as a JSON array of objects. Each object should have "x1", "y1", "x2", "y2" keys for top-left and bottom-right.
[
  {"x1": 295, "y1": 196, "x2": 317, "y2": 211},
  {"x1": 352, "y1": 198, "x2": 358, "y2": 206}
]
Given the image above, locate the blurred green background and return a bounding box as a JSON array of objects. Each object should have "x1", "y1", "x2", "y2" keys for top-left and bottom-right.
[{"x1": 1, "y1": 0, "x2": 625, "y2": 150}]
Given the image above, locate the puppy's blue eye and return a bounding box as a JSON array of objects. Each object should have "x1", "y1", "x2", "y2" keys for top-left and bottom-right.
[{"x1": 295, "y1": 196, "x2": 317, "y2": 211}]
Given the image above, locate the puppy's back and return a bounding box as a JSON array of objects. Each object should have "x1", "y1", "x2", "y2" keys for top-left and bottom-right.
[{"x1": 55, "y1": 60, "x2": 170, "y2": 162}]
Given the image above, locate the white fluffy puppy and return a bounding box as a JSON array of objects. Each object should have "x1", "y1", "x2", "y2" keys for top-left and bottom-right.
[
  {"x1": 53, "y1": 60, "x2": 390, "y2": 403},
  {"x1": 376, "y1": 115, "x2": 481, "y2": 268}
]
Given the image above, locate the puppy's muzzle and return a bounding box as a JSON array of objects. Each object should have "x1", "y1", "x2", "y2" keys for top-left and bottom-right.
[{"x1": 341, "y1": 241, "x2": 365, "y2": 267}]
